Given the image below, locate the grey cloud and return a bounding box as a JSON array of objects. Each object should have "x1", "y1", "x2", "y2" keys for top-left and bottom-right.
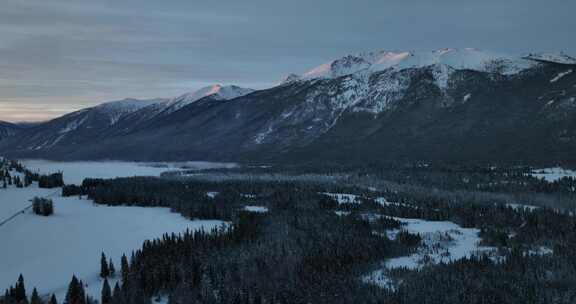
[{"x1": 1, "y1": 0, "x2": 575, "y2": 121}]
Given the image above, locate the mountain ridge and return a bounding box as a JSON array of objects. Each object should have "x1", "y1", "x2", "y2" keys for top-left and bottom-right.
[{"x1": 1, "y1": 49, "x2": 575, "y2": 165}]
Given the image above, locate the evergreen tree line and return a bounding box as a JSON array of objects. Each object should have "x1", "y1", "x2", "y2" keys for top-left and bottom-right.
[{"x1": 0, "y1": 159, "x2": 64, "y2": 189}]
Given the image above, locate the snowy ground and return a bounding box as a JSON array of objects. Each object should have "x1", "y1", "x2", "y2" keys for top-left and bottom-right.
[
  {"x1": 0, "y1": 168, "x2": 227, "y2": 301},
  {"x1": 374, "y1": 197, "x2": 416, "y2": 209},
  {"x1": 20, "y1": 159, "x2": 237, "y2": 185},
  {"x1": 364, "y1": 216, "x2": 495, "y2": 290},
  {"x1": 530, "y1": 167, "x2": 576, "y2": 182},
  {"x1": 505, "y1": 203, "x2": 539, "y2": 211},
  {"x1": 319, "y1": 192, "x2": 360, "y2": 204},
  {"x1": 243, "y1": 206, "x2": 269, "y2": 213}
]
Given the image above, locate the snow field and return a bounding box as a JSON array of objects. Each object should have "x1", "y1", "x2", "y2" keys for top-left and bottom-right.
[
  {"x1": 20, "y1": 159, "x2": 237, "y2": 185},
  {"x1": 0, "y1": 164, "x2": 228, "y2": 302},
  {"x1": 530, "y1": 167, "x2": 576, "y2": 182},
  {"x1": 363, "y1": 216, "x2": 495, "y2": 290}
]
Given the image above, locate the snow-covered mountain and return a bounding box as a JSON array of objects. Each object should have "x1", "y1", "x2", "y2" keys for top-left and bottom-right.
[
  {"x1": 161, "y1": 84, "x2": 255, "y2": 114},
  {"x1": 0, "y1": 85, "x2": 254, "y2": 152},
  {"x1": 92, "y1": 98, "x2": 167, "y2": 125},
  {"x1": 1, "y1": 49, "x2": 576, "y2": 164},
  {"x1": 292, "y1": 48, "x2": 535, "y2": 82}
]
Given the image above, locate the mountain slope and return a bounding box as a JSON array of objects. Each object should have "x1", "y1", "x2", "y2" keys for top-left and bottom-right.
[
  {"x1": 1, "y1": 97, "x2": 166, "y2": 152},
  {"x1": 0, "y1": 121, "x2": 19, "y2": 141},
  {"x1": 0, "y1": 85, "x2": 254, "y2": 154},
  {"x1": 1, "y1": 49, "x2": 575, "y2": 164}
]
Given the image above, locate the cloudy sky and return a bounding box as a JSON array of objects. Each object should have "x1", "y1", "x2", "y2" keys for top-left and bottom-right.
[{"x1": 1, "y1": 0, "x2": 575, "y2": 122}]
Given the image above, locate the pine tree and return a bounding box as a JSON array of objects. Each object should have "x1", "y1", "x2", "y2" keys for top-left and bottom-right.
[
  {"x1": 100, "y1": 253, "x2": 110, "y2": 278},
  {"x1": 14, "y1": 274, "x2": 26, "y2": 302},
  {"x1": 50, "y1": 294, "x2": 58, "y2": 304},
  {"x1": 78, "y1": 281, "x2": 86, "y2": 304},
  {"x1": 101, "y1": 279, "x2": 111, "y2": 304},
  {"x1": 111, "y1": 283, "x2": 123, "y2": 304},
  {"x1": 108, "y1": 259, "x2": 116, "y2": 277},
  {"x1": 30, "y1": 288, "x2": 41, "y2": 304},
  {"x1": 64, "y1": 276, "x2": 86, "y2": 304},
  {"x1": 120, "y1": 255, "x2": 129, "y2": 286}
]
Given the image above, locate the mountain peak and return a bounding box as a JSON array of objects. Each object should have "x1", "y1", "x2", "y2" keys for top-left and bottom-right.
[
  {"x1": 164, "y1": 84, "x2": 254, "y2": 111},
  {"x1": 295, "y1": 48, "x2": 537, "y2": 80}
]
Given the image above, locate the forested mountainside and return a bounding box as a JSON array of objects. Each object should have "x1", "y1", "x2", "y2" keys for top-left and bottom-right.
[{"x1": 0, "y1": 121, "x2": 19, "y2": 141}]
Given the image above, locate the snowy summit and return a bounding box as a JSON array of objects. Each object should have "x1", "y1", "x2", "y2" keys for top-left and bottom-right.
[
  {"x1": 290, "y1": 48, "x2": 536, "y2": 81},
  {"x1": 163, "y1": 84, "x2": 255, "y2": 111}
]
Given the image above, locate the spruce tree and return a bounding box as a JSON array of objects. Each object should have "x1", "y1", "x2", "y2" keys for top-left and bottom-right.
[
  {"x1": 15, "y1": 274, "x2": 26, "y2": 302},
  {"x1": 100, "y1": 253, "x2": 110, "y2": 278},
  {"x1": 101, "y1": 279, "x2": 111, "y2": 304},
  {"x1": 120, "y1": 255, "x2": 129, "y2": 286},
  {"x1": 64, "y1": 275, "x2": 86, "y2": 304},
  {"x1": 111, "y1": 283, "x2": 123, "y2": 304},
  {"x1": 30, "y1": 288, "x2": 41, "y2": 304},
  {"x1": 50, "y1": 294, "x2": 58, "y2": 304},
  {"x1": 108, "y1": 259, "x2": 116, "y2": 277},
  {"x1": 78, "y1": 281, "x2": 86, "y2": 304}
]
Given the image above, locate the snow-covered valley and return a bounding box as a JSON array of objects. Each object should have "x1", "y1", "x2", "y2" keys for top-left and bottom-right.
[
  {"x1": 20, "y1": 159, "x2": 237, "y2": 185},
  {"x1": 0, "y1": 161, "x2": 229, "y2": 301}
]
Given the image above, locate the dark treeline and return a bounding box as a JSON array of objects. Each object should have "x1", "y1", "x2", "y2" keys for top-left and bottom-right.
[{"x1": 184, "y1": 162, "x2": 576, "y2": 198}]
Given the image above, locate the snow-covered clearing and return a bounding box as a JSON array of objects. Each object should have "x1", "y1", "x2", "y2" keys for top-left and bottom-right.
[
  {"x1": 530, "y1": 167, "x2": 576, "y2": 182},
  {"x1": 527, "y1": 246, "x2": 554, "y2": 256},
  {"x1": 243, "y1": 206, "x2": 269, "y2": 213},
  {"x1": 334, "y1": 211, "x2": 351, "y2": 217},
  {"x1": 384, "y1": 217, "x2": 494, "y2": 269},
  {"x1": 206, "y1": 191, "x2": 219, "y2": 199},
  {"x1": 320, "y1": 192, "x2": 360, "y2": 204},
  {"x1": 0, "y1": 164, "x2": 228, "y2": 301},
  {"x1": 374, "y1": 197, "x2": 416, "y2": 209},
  {"x1": 505, "y1": 203, "x2": 539, "y2": 211},
  {"x1": 20, "y1": 159, "x2": 236, "y2": 185},
  {"x1": 364, "y1": 216, "x2": 495, "y2": 290}
]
